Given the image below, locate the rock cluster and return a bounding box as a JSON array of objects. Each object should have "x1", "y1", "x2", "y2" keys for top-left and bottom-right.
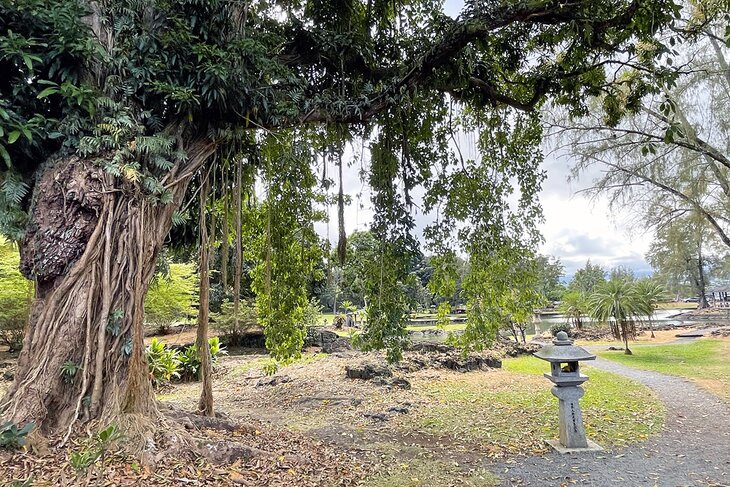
[{"x1": 402, "y1": 342, "x2": 502, "y2": 372}]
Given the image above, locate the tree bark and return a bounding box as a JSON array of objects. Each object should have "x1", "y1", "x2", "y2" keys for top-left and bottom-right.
[
  {"x1": 696, "y1": 243, "x2": 709, "y2": 310},
  {"x1": 0, "y1": 146, "x2": 213, "y2": 443},
  {"x1": 221, "y1": 167, "x2": 230, "y2": 292},
  {"x1": 622, "y1": 321, "x2": 633, "y2": 355},
  {"x1": 233, "y1": 161, "x2": 243, "y2": 327},
  {"x1": 196, "y1": 173, "x2": 214, "y2": 417}
]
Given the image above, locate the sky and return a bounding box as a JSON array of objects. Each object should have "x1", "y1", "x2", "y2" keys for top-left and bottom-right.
[{"x1": 312, "y1": 0, "x2": 657, "y2": 280}]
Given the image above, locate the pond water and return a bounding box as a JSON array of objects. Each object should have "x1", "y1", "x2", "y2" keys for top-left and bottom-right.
[
  {"x1": 406, "y1": 308, "x2": 711, "y2": 341},
  {"x1": 529, "y1": 308, "x2": 703, "y2": 334}
]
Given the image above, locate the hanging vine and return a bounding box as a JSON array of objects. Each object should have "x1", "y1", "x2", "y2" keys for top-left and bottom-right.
[{"x1": 247, "y1": 130, "x2": 323, "y2": 362}]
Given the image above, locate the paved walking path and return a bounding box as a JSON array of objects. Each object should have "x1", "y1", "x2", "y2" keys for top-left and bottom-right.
[{"x1": 494, "y1": 353, "x2": 730, "y2": 486}]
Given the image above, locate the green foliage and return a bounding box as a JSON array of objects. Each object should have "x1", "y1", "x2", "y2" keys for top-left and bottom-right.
[
  {"x1": 333, "y1": 314, "x2": 346, "y2": 329},
  {"x1": 145, "y1": 337, "x2": 180, "y2": 386},
  {"x1": 301, "y1": 298, "x2": 324, "y2": 328},
  {"x1": 145, "y1": 337, "x2": 226, "y2": 384},
  {"x1": 68, "y1": 447, "x2": 99, "y2": 472},
  {"x1": 60, "y1": 360, "x2": 81, "y2": 384},
  {"x1": 534, "y1": 255, "x2": 565, "y2": 302},
  {"x1": 549, "y1": 322, "x2": 572, "y2": 337},
  {"x1": 178, "y1": 338, "x2": 228, "y2": 382},
  {"x1": 327, "y1": 231, "x2": 378, "y2": 309},
  {"x1": 208, "y1": 336, "x2": 226, "y2": 361},
  {"x1": 646, "y1": 214, "x2": 718, "y2": 301},
  {"x1": 210, "y1": 298, "x2": 258, "y2": 346},
  {"x1": 0, "y1": 0, "x2": 684, "y2": 361},
  {"x1": 262, "y1": 359, "x2": 279, "y2": 376},
  {"x1": 0, "y1": 421, "x2": 34, "y2": 449},
  {"x1": 570, "y1": 260, "x2": 607, "y2": 295},
  {"x1": 558, "y1": 291, "x2": 590, "y2": 329},
  {"x1": 588, "y1": 279, "x2": 656, "y2": 351},
  {"x1": 177, "y1": 346, "x2": 201, "y2": 382},
  {"x1": 454, "y1": 246, "x2": 545, "y2": 352},
  {"x1": 0, "y1": 239, "x2": 32, "y2": 350},
  {"x1": 249, "y1": 132, "x2": 323, "y2": 363},
  {"x1": 144, "y1": 263, "x2": 198, "y2": 334},
  {"x1": 434, "y1": 302, "x2": 452, "y2": 330},
  {"x1": 68, "y1": 424, "x2": 123, "y2": 475}
]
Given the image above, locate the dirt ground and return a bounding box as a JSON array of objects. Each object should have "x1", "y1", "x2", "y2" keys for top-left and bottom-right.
[
  {"x1": 1, "y1": 329, "x2": 724, "y2": 486},
  {"x1": 153, "y1": 343, "x2": 665, "y2": 486}
]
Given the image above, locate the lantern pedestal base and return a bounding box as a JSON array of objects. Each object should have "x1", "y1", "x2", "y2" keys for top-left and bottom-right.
[{"x1": 547, "y1": 439, "x2": 603, "y2": 454}]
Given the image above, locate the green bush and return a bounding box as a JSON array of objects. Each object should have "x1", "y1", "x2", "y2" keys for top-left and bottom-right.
[
  {"x1": 210, "y1": 298, "x2": 258, "y2": 345},
  {"x1": 177, "y1": 345, "x2": 200, "y2": 381},
  {"x1": 178, "y1": 337, "x2": 228, "y2": 382},
  {"x1": 0, "y1": 240, "x2": 32, "y2": 351},
  {"x1": 144, "y1": 263, "x2": 198, "y2": 334},
  {"x1": 0, "y1": 421, "x2": 34, "y2": 449},
  {"x1": 146, "y1": 337, "x2": 227, "y2": 384},
  {"x1": 333, "y1": 314, "x2": 346, "y2": 329},
  {"x1": 68, "y1": 424, "x2": 123, "y2": 476},
  {"x1": 145, "y1": 338, "x2": 180, "y2": 386},
  {"x1": 301, "y1": 298, "x2": 323, "y2": 328},
  {"x1": 549, "y1": 322, "x2": 572, "y2": 337}
]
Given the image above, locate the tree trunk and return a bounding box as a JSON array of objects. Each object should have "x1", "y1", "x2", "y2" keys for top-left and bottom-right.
[
  {"x1": 0, "y1": 149, "x2": 212, "y2": 443},
  {"x1": 233, "y1": 161, "x2": 243, "y2": 327},
  {"x1": 196, "y1": 174, "x2": 214, "y2": 417},
  {"x1": 621, "y1": 322, "x2": 632, "y2": 355},
  {"x1": 696, "y1": 251, "x2": 709, "y2": 309},
  {"x1": 221, "y1": 168, "x2": 230, "y2": 292}
]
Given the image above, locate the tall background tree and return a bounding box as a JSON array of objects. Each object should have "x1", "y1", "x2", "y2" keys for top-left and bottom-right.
[
  {"x1": 551, "y1": 2, "x2": 730, "y2": 257},
  {"x1": 646, "y1": 212, "x2": 725, "y2": 306},
  {"x1": 0, "y1": 0, "x2": 680, "y2": 447}
]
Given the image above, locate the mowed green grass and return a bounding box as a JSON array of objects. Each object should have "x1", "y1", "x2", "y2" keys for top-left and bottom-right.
[
  {"x1": 598, "y1": 339, "x2": 730, "y2": 402},
  {"x1": 399, "y1": 355, "x2": 664, "y2": 457}
]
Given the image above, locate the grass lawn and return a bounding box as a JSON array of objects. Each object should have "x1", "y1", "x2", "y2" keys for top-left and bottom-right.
[
  {"x1": 362, "y1": 456, "x2": 498, "y2": 487},
  {"x1": 399, "y1": 355, "x2": 664, "y2": 457},
  {"x1": 598, "y1": 339, "x2": 730, "y2": 403},
  {"x1": 406, "y1": 322, "x2": 466, "y2": 332}
]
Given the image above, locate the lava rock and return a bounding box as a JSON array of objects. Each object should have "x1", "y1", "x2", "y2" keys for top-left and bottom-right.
[
  {"x1": 322, "y1": 337, "x2": 353, "y2": 353},
  {"x1": 387, "y1": 404, "x2": 410, "y2": 414},
  {"x1": 256, "y1": 374, "x2": 292, "y2": 386},
  {"x1": 371, "y1": 376, "x2": 411, "y2": 389},
  {"x1": 363, "y1": 412, "x2": 389, "y2": 422},
  {"x1": 346, "y1": 362, "x2": 392, "y2": 380}
]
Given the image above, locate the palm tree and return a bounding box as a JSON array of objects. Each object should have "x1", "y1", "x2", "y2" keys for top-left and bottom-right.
[
  {"x1": 588, "y1": 279, "x2": 645, "y2": 355},
  {"x1": 559, "y1": 291, "x2": 589, "y2": 330},
  {"x1": 633, "y1": 280, "x2": 667, "y2": 338}
]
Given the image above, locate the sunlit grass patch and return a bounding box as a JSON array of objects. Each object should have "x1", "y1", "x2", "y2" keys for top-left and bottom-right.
[
  {"x1": 598, "y1": 339, "x2": 730, "y2": 402},
  {"x1": 401, "y1": 356, "x2": 663, "y2": 456},
  {"x1": 361, "y1": 457, "x2": 498, "y2": 487}
]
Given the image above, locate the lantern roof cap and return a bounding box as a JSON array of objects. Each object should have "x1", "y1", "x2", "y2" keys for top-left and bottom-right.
[{"x1": 533, "y1": 331, "x2": 596, "y2": 363}]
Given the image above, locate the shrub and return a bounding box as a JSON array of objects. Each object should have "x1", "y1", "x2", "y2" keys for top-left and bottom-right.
[
  {"x1": 178, "y1": 338, "x2": 228, "y2": 382},
  {"x1": 333, "y1": 314, "x2": 346, "y2": 329},
  {"x1": 549, "y1": 322, "x2": 572, "y2": 337},
  {"x1": 177, "y1": 345, "x2": 200, "y2": 381},
  {"x1": 0, "y1": 421, "x2": 34, "y2": 449},
  {"x1": 301, "y1": 298, "x2": 323, "y2": 328},
  {"x1": 60, "y1": 360, "x2": 81, "y2": 384},
  {"x1": 68, "y1": 424, "x2": 123, "y2": 476},
  {"x1": 145, "y1": 338, "x2": 180, "y2": 386},
  {"x1": 0, "y1": 240, "x2": 32, "y2": 351},
  {"x1": 210, "y1": 298, "x2": 258, "y2": 345},
  {"x1": 144, "y1": 263, "x2": 198, "y2": 334}
]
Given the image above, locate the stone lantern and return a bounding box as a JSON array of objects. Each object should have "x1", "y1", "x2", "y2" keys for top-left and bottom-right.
[{"x1": 534, "y1": 331, "x2": 602, "y2": 453}]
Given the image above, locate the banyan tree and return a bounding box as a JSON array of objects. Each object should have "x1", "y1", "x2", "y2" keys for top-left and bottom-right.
[{"x1": 0, "y1": 0, "x2": 680, "y2": 449}]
